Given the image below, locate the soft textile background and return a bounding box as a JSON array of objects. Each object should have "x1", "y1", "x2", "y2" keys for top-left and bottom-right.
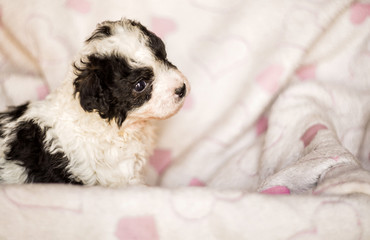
[{"x1": 1, "y1": 0, "x2": 370, "y2": 239}]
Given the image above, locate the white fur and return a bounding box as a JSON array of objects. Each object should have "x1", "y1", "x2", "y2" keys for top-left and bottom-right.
[{"x1": 0, "y1": 19, "x2": 189, "y2": 187}]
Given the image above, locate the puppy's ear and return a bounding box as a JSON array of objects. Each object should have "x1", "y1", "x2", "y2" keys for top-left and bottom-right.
[
  {"x1": 73, "y1": 55, "x2": 131, "y2": 127},
  {"x1": 73, "y1": 56, "x2": 110, "y2": 119},
  {"x1": 85, "y1": 22, "x2": 112, "y2": 43}
]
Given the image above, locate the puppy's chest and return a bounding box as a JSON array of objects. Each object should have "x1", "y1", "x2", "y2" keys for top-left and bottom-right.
[
  {"x1": 83, "y1": 124, "x2": 155, "y2": 162},
  {"x1": 111, "y1": 127, "x2": 154, "y2": 161},
  {"x1": 95, "y1": 125, "x2": 156, "y2": 186},
  {"x1": 72, "y1": 123, "x2": 155, "y2": 181}
]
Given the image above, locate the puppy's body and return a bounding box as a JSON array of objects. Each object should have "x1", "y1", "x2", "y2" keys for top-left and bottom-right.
[{"x1": 0, "y1": 19, "x2": 189, "y2": 186}]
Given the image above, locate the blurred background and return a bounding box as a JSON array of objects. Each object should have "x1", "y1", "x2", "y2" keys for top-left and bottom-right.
[{"x1": 0, "y1": 0, "x2": 369, "y2": 189}]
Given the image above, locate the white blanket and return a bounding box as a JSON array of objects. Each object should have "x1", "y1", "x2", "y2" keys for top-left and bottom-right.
[{"x1": 1, "y1": 0, "x2": 370, "y2": 239}]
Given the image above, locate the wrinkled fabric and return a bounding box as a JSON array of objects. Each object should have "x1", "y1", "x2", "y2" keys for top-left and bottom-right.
[{"x1": 1, "y1": 0, "x2": 370, "y2": 239}]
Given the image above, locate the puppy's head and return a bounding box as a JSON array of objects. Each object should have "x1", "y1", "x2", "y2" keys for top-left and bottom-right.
[{"x1": 73, "y1": 18, "x2": 189, "y2": 127}]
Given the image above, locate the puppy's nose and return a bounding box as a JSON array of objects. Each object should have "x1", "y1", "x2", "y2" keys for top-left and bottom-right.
[{"x1": 175, "y1": 83, "x2": 187, "y2": 98}]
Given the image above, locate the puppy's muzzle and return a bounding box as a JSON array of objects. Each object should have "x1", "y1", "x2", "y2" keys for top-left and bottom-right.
[{"x1": 175, "y1": 83, "x2": 187, "y2": 99}]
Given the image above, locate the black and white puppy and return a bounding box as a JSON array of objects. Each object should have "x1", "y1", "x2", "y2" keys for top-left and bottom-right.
[{"x1": 0, "y1": 18, "x2": 189, "y2": 187}]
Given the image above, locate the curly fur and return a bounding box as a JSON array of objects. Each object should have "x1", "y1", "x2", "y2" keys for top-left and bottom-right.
[{"x1": 0, "y1": 18, "x2": 189, "y2": 187}]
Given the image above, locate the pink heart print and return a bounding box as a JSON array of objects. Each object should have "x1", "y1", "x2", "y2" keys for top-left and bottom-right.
[
  {"x1": 150, "y1": 17, "x2": 177, "y2": 39},
  {"x1": 149, "y1": 149, "x2": 172, "y2": 175},
  {"x1": 350, "y1": 3, "x2": 370, "y2": 25},
  {"x1": 66, "y1": 0, "x2": 91, "y2": 14}
]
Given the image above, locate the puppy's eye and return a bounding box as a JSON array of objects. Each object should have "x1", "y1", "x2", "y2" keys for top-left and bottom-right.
[{"x1": 134, "y1": 80, "x2": 147, "y2": 92}]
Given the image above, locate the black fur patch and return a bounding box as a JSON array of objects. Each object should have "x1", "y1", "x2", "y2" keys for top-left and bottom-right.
[
  {"x1": 129, "y1": 20, "x2": 176, "y2": 67},
  {"x1": 86, "y1": 24, "x2": 112, "y2": 43},
  {"x1": 1, "y1": 102, "x2": 29, "y2": 121},
  {"x1": 0, "y1": 103, "x2": 29, "y2": 138},
  {"x1": 73, "y1": 54, "x2": 154, "y2": 127},
  {"x1": 5, "y1": 120, "x2": 81, "y2": 184}
]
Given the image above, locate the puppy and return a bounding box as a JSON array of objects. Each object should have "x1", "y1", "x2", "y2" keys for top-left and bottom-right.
[{"x1": 0, "y1": 18, "x2": 189, "y2": 187}]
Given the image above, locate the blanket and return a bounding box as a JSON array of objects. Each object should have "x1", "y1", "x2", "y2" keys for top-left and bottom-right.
[{"x1": 1, "y1": 0, "x2": 370, "y2": 239}]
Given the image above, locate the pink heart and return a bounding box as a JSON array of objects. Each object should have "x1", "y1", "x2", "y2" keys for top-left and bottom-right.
[
  {"x1": 301, "y1": 124, "x2": 328, "y2": 147},
  {"x1": 256, "y1": 64, "x2": 284, "y2": 94},
  {"x1": 331, "y1": 156, "x2": 339, "y2": 162},
  {"x1": 256, "y1": 115, "x2": 268, "y2": 136},
  {"x1": 296, "y1": 64, "x2": 316, "y2": 81},
  {"x1": 189, "y1": 178, "x2": 206, "y2": 187},
  {"x1": 350, "y1": 3, "x2": 370, "y2": 25},
  {"x1": 182, "y1": 94, "x2": 194, "y2": 110},
  {"x1": 66, "y1": 0, "x2": 91, "y2": 14},
  {"x1": 150, "y1": 17, "x2": 177, "y2": 39},
  {"x1": 149, "y1": 149, "x2": 172, "y2": 175},
  {"x1": 36, "y1": 85, "x2": 50, "y2": 100},
  {"x1": 261, "y1": 186, "x2": 290, "y2": 195},
  {"x1": 115, "y1": 216, "x2": 159, "y2": 240}
]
